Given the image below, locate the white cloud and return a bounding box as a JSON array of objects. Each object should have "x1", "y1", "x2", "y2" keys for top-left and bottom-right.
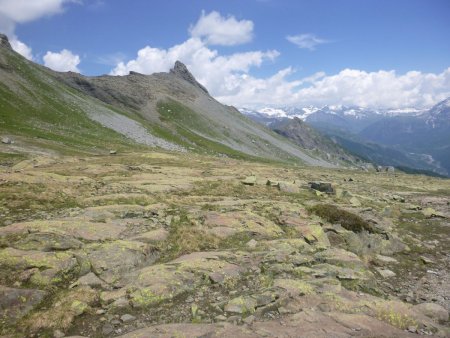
[
  {"x1": 0, "y1": 0, "x2": 73, "y2": 24},
  {"x1": 286, "y1": 33, "x2": 328, "y2": 51},
  {"x1": 110, "y1": 11, "x2": 449, "y2": 110},
  {"x1": 0, "y1": 0, "x2": 78, "y2": 61},
  {"x1": 9, "y1": 37, "x2": 33, "y2": 60},
  {"x1": 43, "y1": 49, "x2": 80, "y2": 72},
  {"x1": 189, "y1": 10, "x2": 253, "y2": 46},
  {"x1": 216, "y1": 67, "x2": 450, "y2": 109},
  {"x1": 111, "y1": 31, "x2": 450, "y2": 109}
]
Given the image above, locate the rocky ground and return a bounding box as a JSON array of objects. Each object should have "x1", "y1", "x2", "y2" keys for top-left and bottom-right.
[{"x1": 0, "y1": 151, "x2": 449, "y2": 337}]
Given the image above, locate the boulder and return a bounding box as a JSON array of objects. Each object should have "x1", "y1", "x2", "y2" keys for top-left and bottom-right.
[{"x1": 309, "y1": 182, "x2": 334, "y2": 194}]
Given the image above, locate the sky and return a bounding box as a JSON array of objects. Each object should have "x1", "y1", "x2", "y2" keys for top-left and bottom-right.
[{"x1": 0, "y1": 0, "x2": 449, "y2": 109}]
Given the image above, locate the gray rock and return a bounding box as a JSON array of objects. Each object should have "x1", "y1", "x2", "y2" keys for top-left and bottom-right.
[
  {"x1": 0, "y1": 34, "x2": 12, "y2": 49},
  {"x1": 53, "y1": 330, "x2": 65, "y2": 338},
  {"x1": 70, "y1": 272, "x2": 104, "y2": 289},
  {"x1": 243, "y1": 315, "x2": 255, "y2": 325},
  {"x1": 278, "y1": 182, "x2": 299, "y2": 193},
  {"x1": 224, "y1": 296, "x2": 257, "y2": 315},
  {"x1": 246, "y1": 239, "x2": 258, "y2": 249},
  {"x1": 102, "y1": 323, "x2": 114, "y2": 335},
  {"x1": 309, "y1": 182, "x2": 334, "y2": 194},
  {"x1": 241, "y1": 176, "x2": 256, "y2": 186},
  {"x1": 0, "y1": 286, "x2": 46, "y2": 321},
  {"x1": 413, "y1": 303, "x2": 449, "y2": 322},
  {"x1": 420, "y1": 256, "x2": 434, "y2": 264},
  {"x1": 214, "y1": 315, "x2": 227, "y2": 322},
  {"x1": 120, "y1": 314, "x2": 136, "y2": 323},
  {"x1": 209, "y1": 272, "x2": 225, "y2": 284},
  {"x1": 1, "y1": 136, "x2": 12, "y2": 144},
  {"x1": 375, "y1": 268, "x2": 396, "y2": 278},
  {"x1": 170, "y1": 61, "x2": 209, "y2": 94}
]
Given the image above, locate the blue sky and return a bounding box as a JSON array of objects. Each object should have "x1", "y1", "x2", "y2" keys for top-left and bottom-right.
[{"x1": 1, "y1": 0, "x2": 450, "y2": 108}]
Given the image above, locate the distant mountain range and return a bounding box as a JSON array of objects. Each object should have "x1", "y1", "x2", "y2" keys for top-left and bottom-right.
[{"x1": 240, "y1": 99, "x2": 450, "y2": 177}]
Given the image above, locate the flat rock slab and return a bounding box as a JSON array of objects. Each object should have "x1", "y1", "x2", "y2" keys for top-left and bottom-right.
[
  {"x1": 0, "y1": 220, "x2": 126, "y2": 241},
  {"x1": 203, "y1": 211, "x2": 283, "y2": 239},
  {"x1": 0, "y1": 286, "x2": 46, "y2": 321},
  {"x1": 116, "y1": 310, "x2": 416, "y2": 338}
]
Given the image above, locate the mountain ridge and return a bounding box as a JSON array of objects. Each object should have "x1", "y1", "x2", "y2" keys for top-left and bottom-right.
[{"x1": 0, "y1": 34, "x2": 342, "y2": 168}]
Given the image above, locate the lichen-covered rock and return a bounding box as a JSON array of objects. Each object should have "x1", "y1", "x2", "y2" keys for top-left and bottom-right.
[
  {"x1": 274, "y1": 279, "x2": 315, "y2": 296},
  {"x1": 0, "y1": 286, "x2": 46, "y2": 321},
  {"x1": 0, "y1": 248, "x2": 79, "y2": 287},
  {"x1": 203, "y1": 211, "x2": 283, "y2": 239},
  {"x1": 224, "y1": 296, "x2": 257, "y2": 315},
  {"x1": 85, "y1": 240, "x2": 158, "y2": 285}
]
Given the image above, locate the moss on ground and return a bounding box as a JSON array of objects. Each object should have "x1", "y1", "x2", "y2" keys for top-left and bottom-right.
[{"x1": 308, "y1": 204, "x2": 375, "y2": 233}]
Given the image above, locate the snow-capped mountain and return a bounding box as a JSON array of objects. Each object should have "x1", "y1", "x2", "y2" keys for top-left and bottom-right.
[
  {"x1": 240, "y1": 98, "x2": 450, "y2": 177},
  {"x1": 240, "y1": 105, "x2": 427, "y2": 130}
]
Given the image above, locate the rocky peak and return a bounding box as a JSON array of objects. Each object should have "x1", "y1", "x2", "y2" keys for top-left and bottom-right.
[
  {"x1": 170, "y1": 61, "x2": 208, "y2": 94},
  {"x1": 0, "y1": 34, "x2": 12, "y2": 50}
]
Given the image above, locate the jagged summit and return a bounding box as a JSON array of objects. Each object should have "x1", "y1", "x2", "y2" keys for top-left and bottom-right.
[
  {"x1": 0, "y1": 33, "x2": 12, "y2": 49},
  {"x1": 170, "y1": 60, "x2": 208, "y2": 94}
]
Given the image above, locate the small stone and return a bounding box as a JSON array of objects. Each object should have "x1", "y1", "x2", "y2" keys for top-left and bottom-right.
[
  {"x1": 109, "y1": 150, "x2": 117, "y2": 155},
  {"x1": 422, "y1": 207, "x2": 445, "y2": 218},
  {"x1": 53, "y1": 330, "x2": 65, "y2": 338},
  {"x1": 102, "y1": 323, "x2": 114, "y2": 335},
  {"x1": 120, "y1": 314, "x2": 136, "y2": 323},
  {"x1": 350, "y1": 197, "x2": 361, "y2": 207},
  {"x1": 1, "y1": 136, "x2": 12, "y2": 144},
  {"x1": 241, "y1": 176, "x2": 256, "y2": 186},
  {"x1": 420, "y1": 256, "x2": 434, "y2": 264},
  {"x1": 215, "y1": 315, "x2": 227, "y2": 322},
  {"x1": 407, "y1": 326, "x2": 418, "y2": 333},
  {"x1": 96, "y1": 309, "x2": 106, "y2": 315},
  {"x1": 375, "y1": 268, "x2": 396, "y2": 278},
  {"x1": 110, "y1": 319, "x2": 121, "y2": 326},
  {"x1": 392, "y1": 195, "x2": 405, "y2": 203},
  {"x1": 246, "y1": 239, "x2": 258, "y2": 249},
  {"x1": 209, "y1": 272, "x2": 224, "y2": 284},
  {"x1": 374, "y1": 254, "x2": 398, "y2": 265},
  {"x1": 224, "y1": 296, "x2": 257, "y2": 314},
  {"x1": 243, "y1": 315, "x2": 255, "y2": 325},
  {"x1": 70, "y1": 300, "x2": 88, "y2": 316},
  {"x1": 110, "y1": 297, "x2": 129, "y2": 309}
]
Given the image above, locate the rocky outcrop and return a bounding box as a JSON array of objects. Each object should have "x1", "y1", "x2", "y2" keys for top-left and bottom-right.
[
  {"x1": 170, "y1": 60, "x2": 209, "y2": 94},
  {"x1": 0, "y1": 34, "x2": 12, "y2": 49}
]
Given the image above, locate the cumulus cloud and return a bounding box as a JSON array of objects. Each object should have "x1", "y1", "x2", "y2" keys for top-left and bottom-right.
[
  {"x1": 189, "y1": 11, "x2": 254, "y2": 46},
  {"x1": 216, "y1": 67, "x2": 450, "y2": 109},
  {"x1": 9, "y1": 37, "x2": 33, "y2": 60},
  {"x1": 43, "y1": 49, "x2": 81, "y2": 72},
  {"x1": 286, "y1": 33, "x2": 328, "y2": 51},
  {"x1": 0, "y1": 0, "x2": 74, "y2": 24},
  {"x1": 0, "y1": 0, "x2": 77, "y2": 61},
  {"x1": 109, "y1": 11, "x2": 449, "y2": 110}
]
